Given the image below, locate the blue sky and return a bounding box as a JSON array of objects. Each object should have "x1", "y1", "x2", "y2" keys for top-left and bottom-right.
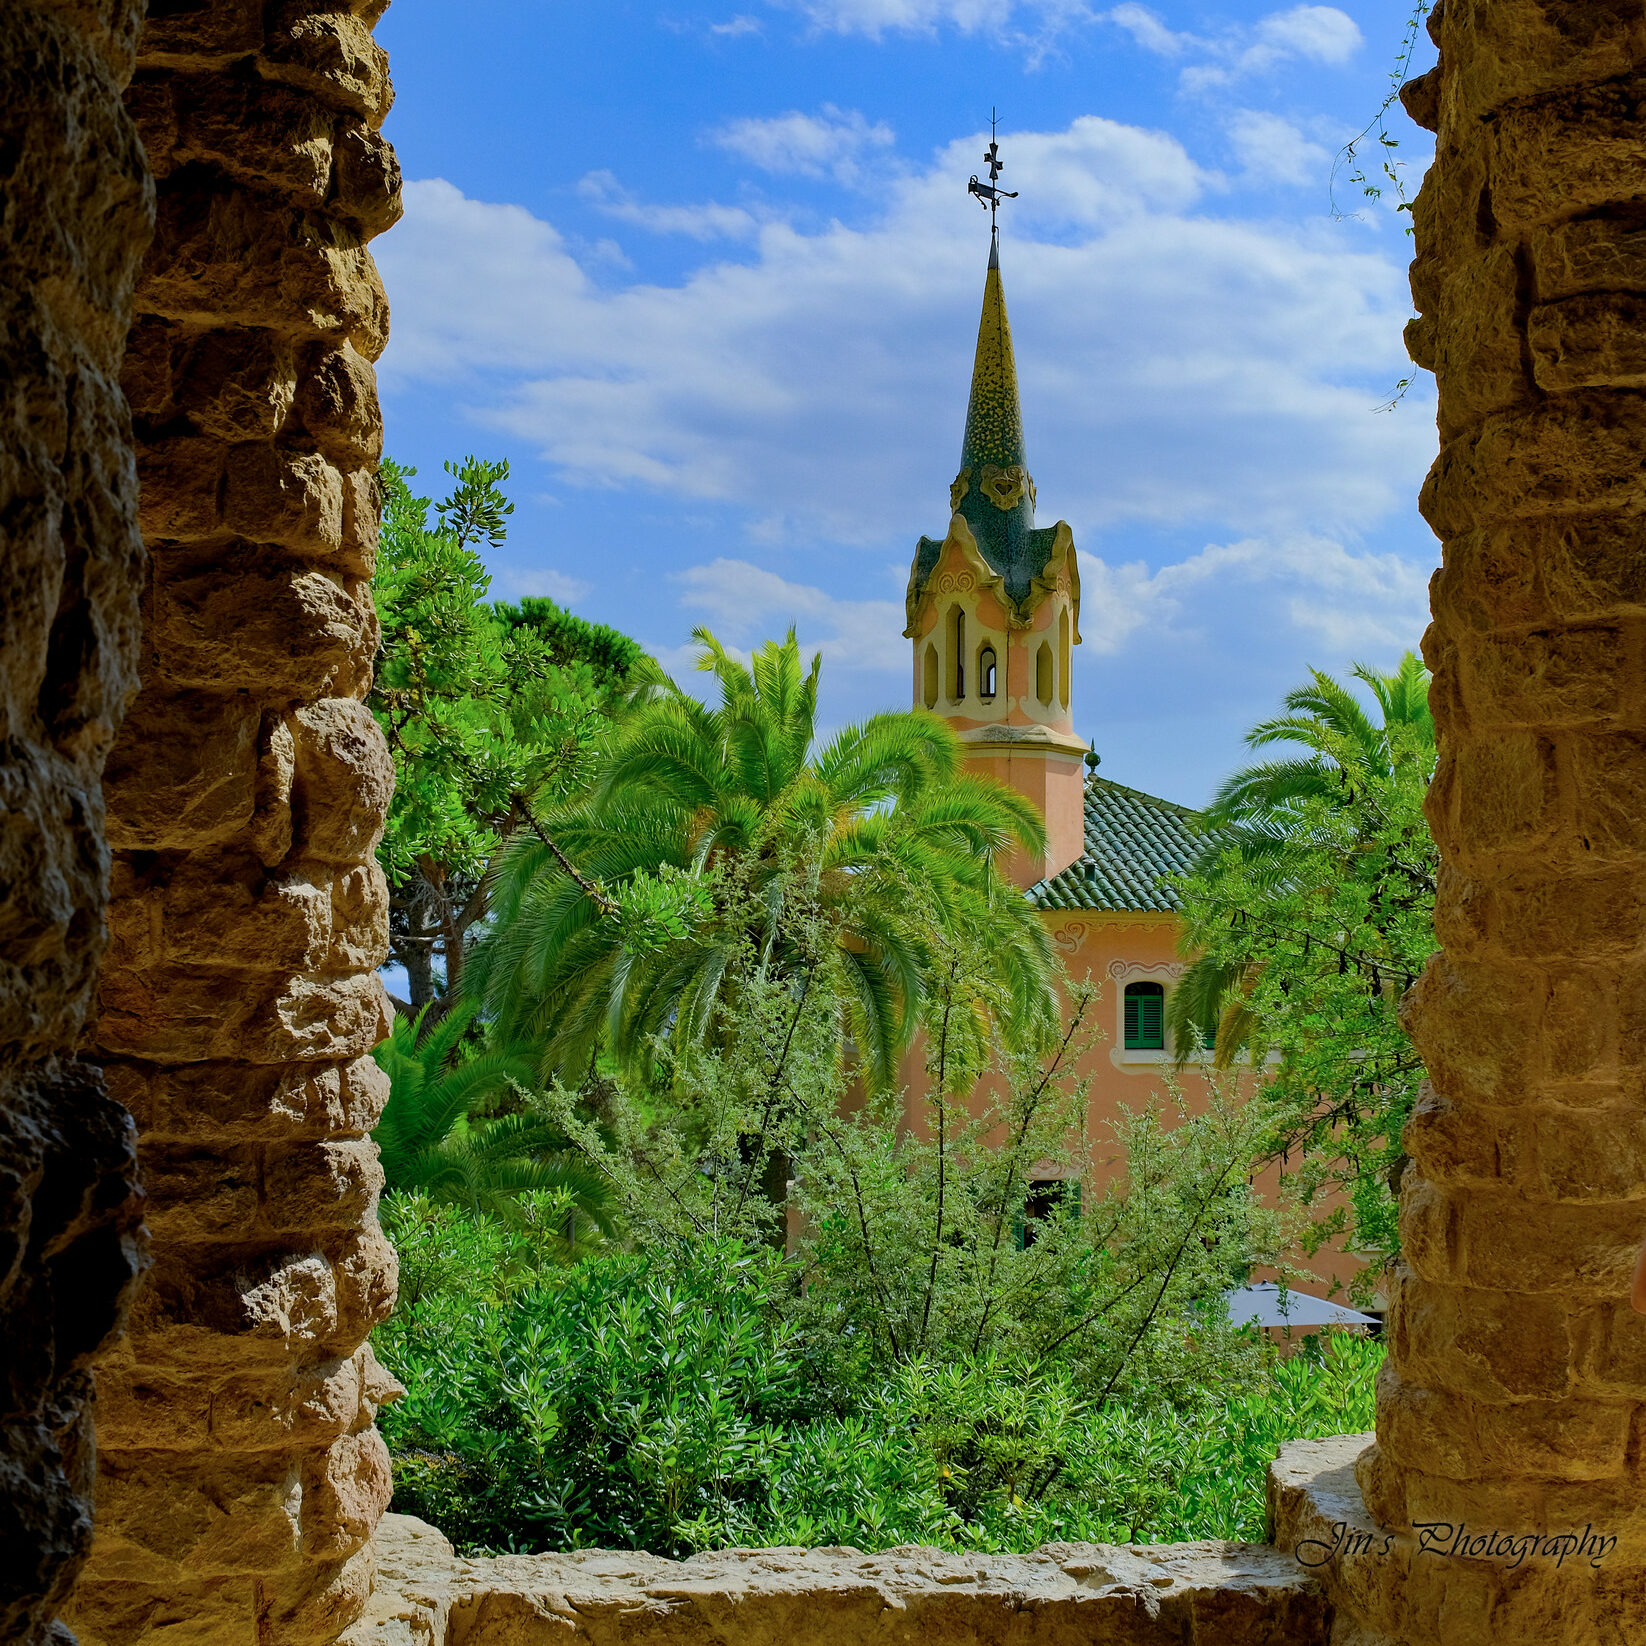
[{"x1": 373, "y1": 0, "x2": 1439, "y2": 807}]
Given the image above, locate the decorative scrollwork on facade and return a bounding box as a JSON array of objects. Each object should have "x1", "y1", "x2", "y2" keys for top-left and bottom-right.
[
  {"x1": 932, "y1": 571, "x2": 977, "y2": 595},
  {"x1": 950, "y1": 467, "x2": 971, "y2": 510},
  {"x1": 980, "y1": 463, "x2": 1032, "y2": 511},
  {"x1": 1106, "y1": 959, "x2": 1187, "y2": 981},
  {"x1": 1051, "y1": 922, "x2": 1085, "y2": 953}
]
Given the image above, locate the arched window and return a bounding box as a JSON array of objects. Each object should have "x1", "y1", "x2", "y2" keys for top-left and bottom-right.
[
  {"x1": 1124, "y1": 981, "x2": 1165, "y2": 1050},
  {"x1": 950, "y1": 607, "x2": 967, "y2": 700},
  {"x1": 978, "y1": 641, "x2": 997, "y2": 701},
  {"x1": 922, "y1": 643, "x2": 938, "y2": 709},
  {"x1": 1058, "y1": 607, "x2": 1071, "y2": 709},
  {"x1": 1035, "y1": 640, "x2": 1053, "y2": 705}
]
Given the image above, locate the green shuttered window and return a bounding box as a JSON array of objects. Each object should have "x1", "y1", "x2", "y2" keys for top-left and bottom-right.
[{"x1": 1124, "y1": 981, "x2": 1165, "y2": 1050}]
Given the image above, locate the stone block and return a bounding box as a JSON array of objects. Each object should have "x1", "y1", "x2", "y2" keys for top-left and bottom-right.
[
  {"x1": 1537, "y1": 515, "x2": 1646, "y2": 619},
  {"x1": 300, "y1": 1429, "x2": 393, "y2": 1559},
  {"x1": 86, "y1": 1451, "x2": 308, "y2": 1582},
  {"x1": 1532, "y1": 294, "x2": 1646, "y2": 392},
  {"x1": 330, "y1": 121, "x2": 403, "y2": 236},
  {"x1": 1404, "y1": 1181, "x2": 1645, "y2": 1297},
  {"x1": 163, "y1": 71, "x2": 336, "y2": 208},
  {"x1": 327, "y1": 1222, "x2": 397, "y2": 1348},
  {"x1": 1490, "y1": 864, "x2": 1646, "y2": 961},
  {"x1": 158, "y1": 852, "x2": 333, "y2": 972},
  {"x1": 64, "y1": 1576, "x2": 262, "y2": 1646},
  {"x1": 101, "y1": 1056, "x2": 385, "y2": 1144},
  {"x1": 136, "y1": 435, "x2": 223, "y2": 541},
  {"x1": 327, "y1": 860, "x2": 390, "y2": 972},
  {"x1": 169, "y1": 327, "x2": 298, "y2": 442},
  {"x1": 140, "y1": 1144, "x2": 264, "y2": 1242},
  {"x1": 221, "y1": 445, "x2": 344, "y2": 557},
  {"x1": 262, "y1": 1138, "x2": 384, "y2": 1235},
  {"x1": 1390, "y1": 1271, "x2": 1574, "y2": 1402},
  {"x1": 1454, "y1": 625, "x2": 1632, "y2": 731},
  {"x1": 338, "y1": 461, "x2": 382, "y2": 572},
  {"x1": 1437, "y1": 731, "x2": 1561, "y2": 863},
  {"x1": 1404, "y1": 1082, "x2": 1520, "y2": 1187},
  {"x1": 138, "y1": 0, "x2": 265, "y2": 67},
  {"x1": 1490, "y1": 75, "x2": 1646, "y2": 233},
  {"x1": 291, "y1": 697, "x2": 394, "y2": 863},
  {"x1": 251, "y1": 709, "x2": 298, "y2": 868},
  {"x1": 1566, "y1": 732, "x2": 1646, "y2": 857},
  {"x1": 1531, "y1": 216, "x2": 1646, "y2": 303},
  {"x1": 260, "y1": 9, "x2": 394, "y2": 125},
  {"x1": 294, "y1": 341, "x2": 383, "y2": 467},
  {"x1": 153, "y1": 553, "x2": 370, "y2": 697},
  {"x1": 141, "y1": 183, "x2": 389, "y2": 355},
  {"x1": 1438, "y1": 0, "x2": 1646, "y2": 122},
  {"x1": 1404, "y1": 955, "x2": 1545, "y2": 1105},
  {"x1": 207, "y1": 1353, "x2": 364, "y2": 1453},
  {"x1": 1420, "y1": 403, "x2": 1646, "y2": 540},
  {"x1": 1429, "y1": 243, "x2": 1532, "y2": 438},
  {"x1": 240, "y1": 970, "x2": 393, "y2": 1064},
  {"x1": 102, "y1": 687, "x2": 260, "y2": 850},
  {"x1": 1572, "y1": 1302, "x2": 1646, "y2": 1399}
]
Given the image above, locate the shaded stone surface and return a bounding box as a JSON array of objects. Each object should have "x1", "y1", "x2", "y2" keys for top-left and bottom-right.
[
  {"x1": 60, "y1": 4, "x2": 405, "y2": 1642},
  {"x1": 0, "y1": 1, "x2": 154, "y2": 1641},
  {"x1": 344, "y1": 1515, "x2": 1333, "y2": 1646}
]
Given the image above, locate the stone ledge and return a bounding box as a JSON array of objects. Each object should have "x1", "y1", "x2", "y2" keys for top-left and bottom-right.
[{"x1": 346, "y1": 1513, "x2": 1332, "y2": 1646}]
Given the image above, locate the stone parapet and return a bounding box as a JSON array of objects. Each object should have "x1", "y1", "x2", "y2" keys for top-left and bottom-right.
[
  {"x1": 61, "y1": 3, "x2": 403, "y2": 1642},
  {"x1": 343, "y1": 1515, "x2": 1332, "y2": 1646}
]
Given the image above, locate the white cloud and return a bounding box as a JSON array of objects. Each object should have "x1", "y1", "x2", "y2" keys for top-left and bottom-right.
[
  {"x1": 711, "y1": 14, "x2": 764, "y2": 33},
  {"x1": 1226, "y1": 109, "x2": 1330, "y2": 187},
  {"x1": 1083, "y1": 534, "x2": 1430, "y2": 656},
  {"x1": 1103, "y1": 3, "x2": 1362, "y2": 90},
  {"x1": 376, "y1": 114, "x2": 1433, "y2": 635},
  {"x1": 768, "y1": 0, "x2": 1098, "y2": 49},
  {"x1": 576, "y1": 170, "x2": 758, "y2": 241},
  {"x1": 672, "y1": 558, "x2": 907, "y2": 674},
  {"x1": 1105, "y1": 1, "x2": 1185, "y2": 54},
  {"x1": 713, "y1": 105, "x2": 895, "y2": 182}
]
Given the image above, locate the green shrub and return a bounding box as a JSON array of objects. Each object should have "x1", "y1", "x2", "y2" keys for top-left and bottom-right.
[{"x1": 374, "y1": 1199, "x2": 1383, "y2": 1557}]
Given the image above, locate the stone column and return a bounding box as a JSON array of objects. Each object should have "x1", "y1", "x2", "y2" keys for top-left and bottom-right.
[
  {"x1": 61, "y1": 2, "x2": 405, "y2": 1642},
  {"x1": 0, "y1": 3, "x2": 153, "y2": 1643},
  {"x1": 1339, "y1": 2, "x2": 1646, "y2": 1640}
]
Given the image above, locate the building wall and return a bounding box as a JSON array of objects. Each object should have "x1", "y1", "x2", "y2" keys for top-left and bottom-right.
[{"x1": 0, "y1": 4, "x2": 153, "y2": 1642}]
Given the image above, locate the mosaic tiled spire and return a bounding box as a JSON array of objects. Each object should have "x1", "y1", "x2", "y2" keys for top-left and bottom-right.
[{"x1": 952, "y1": 233, "x2": 1040, "y2": 595}]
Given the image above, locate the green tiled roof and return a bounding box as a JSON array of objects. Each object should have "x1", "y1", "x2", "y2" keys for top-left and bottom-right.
[{"x1": 1027, "y1": 775, "x2": 1209, "y2": 913}]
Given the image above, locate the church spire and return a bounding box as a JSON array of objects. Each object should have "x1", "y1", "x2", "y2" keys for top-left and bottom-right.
[{"x1": 952, "y1": 232, "x2": 1036, "y2": 576}]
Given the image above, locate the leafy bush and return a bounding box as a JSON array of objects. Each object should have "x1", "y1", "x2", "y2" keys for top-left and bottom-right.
[{"x1": 374, "y1": 1200, "x2": 1382, "y2": 1557}]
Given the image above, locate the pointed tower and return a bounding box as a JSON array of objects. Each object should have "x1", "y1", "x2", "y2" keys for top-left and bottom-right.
[{"x1": 904, "y1": 232, "x2": 1086, "y2": 887}]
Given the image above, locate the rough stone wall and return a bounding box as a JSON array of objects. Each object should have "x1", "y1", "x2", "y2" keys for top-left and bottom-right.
[
  {"x1": 345, "y1": 1514, "x2": 1332, "y2": 1646},
  {"x1": 60, "y1": 3, "x2": 405, "y2": 1641},
  {"x1": 0, "y1": 2, "x2": 153, "y2": 1641},
  {"x1": 1341, "y1": 1, "x2": 1646, "y2": 1640}
]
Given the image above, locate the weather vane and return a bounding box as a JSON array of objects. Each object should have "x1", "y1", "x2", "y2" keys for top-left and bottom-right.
[{"x1": 968, "y1": 109, "x2": 1019, "y2": 237}]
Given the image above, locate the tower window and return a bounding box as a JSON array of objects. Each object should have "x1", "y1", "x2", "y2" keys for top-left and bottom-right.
[
  {"x1": 1058, "y1": 608, "x2": 1071, "y2": 709},
  {"x1": 923, "y1": 643, "x2": 938, "y2": 710},
  {"x1": 950, "y1": 607, "x2": 966, "y2": 700},
  {"x1": 978, "y1": 642, "x2": 997, "y2": 701},
  {"x1": 1124, "y1": 981, "x2": 1165, "y2": 1051},
  {"x1": 1035, "y1": 641, "x2": 1053, "y2": 706}
]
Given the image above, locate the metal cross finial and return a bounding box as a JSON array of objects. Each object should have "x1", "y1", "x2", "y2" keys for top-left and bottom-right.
[{"x1": 967, "y1": 109, "x2": 1019, "y2": 234}]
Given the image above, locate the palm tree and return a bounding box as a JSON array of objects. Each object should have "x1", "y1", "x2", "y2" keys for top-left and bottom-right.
[
  {"x1": 1169, "y1": 653, "x2": 1436, "y2": 1063},
  {"x1": 372, "y1": 999, "x2": 615, "y2": 1242},
  {"x1": 464, "y1": 628, "x2": 1057, "y2": 1092}
]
